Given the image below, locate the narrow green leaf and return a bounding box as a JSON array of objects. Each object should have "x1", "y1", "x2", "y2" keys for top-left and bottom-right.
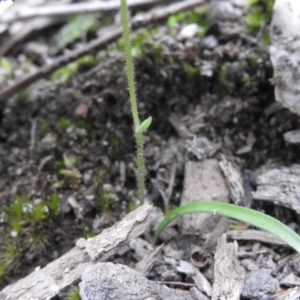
[
  {"x1": 135, "y1": 116, "x2": 152, "y2": 134},
  {"x1": 154, "y1": 202, "x2": 300, "y2": 254},
  {"x1": 50, "y1": 193, "x2": 60, "y2": 213}
]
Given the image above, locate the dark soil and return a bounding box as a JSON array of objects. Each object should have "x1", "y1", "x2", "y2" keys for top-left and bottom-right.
[{"x1": 1, "y1": 1, "x2": 300, "y2": 298}]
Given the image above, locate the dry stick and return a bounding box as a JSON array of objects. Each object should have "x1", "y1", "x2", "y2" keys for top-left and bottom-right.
[
  {"x1": 0, "y1": 0, "x2": 170, "y2": 23},
  {"x1": 0, "y1": 0, "x2": 205, "y2": 102}
]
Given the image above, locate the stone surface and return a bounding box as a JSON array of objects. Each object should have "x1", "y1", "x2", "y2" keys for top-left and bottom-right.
[
  {"x1": 79, "y1": 262, "x2": 194, "y2": 300},
  {"x1": 270, "y1": 0, "x2": 300, "y2": 116},
  {"x1": 180, "y1": 159, "x2": 230, "y2": 236}
]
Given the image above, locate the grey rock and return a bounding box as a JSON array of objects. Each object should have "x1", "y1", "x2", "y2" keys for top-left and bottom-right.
[
  {"x1": 79, "y1": 262, "x2": 194, "y2": 300},
  {"x1": 242, "y1": 269, "x2": 279, "y2": 299}
]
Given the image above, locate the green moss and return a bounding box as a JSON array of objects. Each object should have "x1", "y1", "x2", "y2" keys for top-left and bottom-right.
[
  {"x1": 167, "y1": 12, "x2": 186, "y2": 27},
  {"x1": 98, "y1": 191, "x2": 109, "y2": 212},
  {"x1": 54, "y1": 14, "x2": 98, "y2": 52},
  {"x1": 262, "y1": 33, "x2": 271, "y2": 45},
  {"x1": 76, "y1": 121, "x2": 92, "y2": 132},
  {"x1": 39, "y1": 122, "x2": 48, "y2": 134},
  {"x1": 115, "y1": 28, "x2": 158, "y2": 58},
  {"x1": 25, "y1": 230, "x2": 49, "y2": 253},
  {"x1": 59, "y1": 118, "x2": 71, "y2": 131},
  {"x1": 108, "y1": 132, "x2": 120, "y2": 156},
  {"x1": 246, "y1": 6, "x2": 264, "y2": 33},
  {"x1": 249, "y1": 56, "x2": 258, "y2": 68},
  {"x1": 17, "y1": 89, "x2": 28, "y2": 101},
  {"x1": 5, "y1": 196, "x2": 59, "y2": 227},
  {"x1": 181, "y1": 62, "x2": 200, "y2": 80},
  {"x1": 86, "y1": 231, "x2": 96, "y2": 238},
  {"x1": 10, "y1": 219, "x2": 23, "y2": 235},
  {"x1": 246, "y1": 0, "x2": 274, "y2": 43},
  {"x1": 102, "y1": 15, "x2": 114, "y2": 26},
  {"x1": 2, "y1": 245, "x2": 20, "y2": 269},
  {"x1": 219, "y1": 68, "x2": 228, "y2": 85},
  {"x1": 51, "y1": 55, "x2": 96, "y2": 83},
  {"x1": 0, "y1": 58, "x2": 13, "y2": 74},
  {"x1": 167, "y1": 7, "x2": 208, "y2": 30},
  {"x1": 0, "y1": 262, "x2": 6, "y2": 281},
  {"x1": 95, "y1": 169, "x2": 106, "y2": 185},
  {"x1": 127, "y1": 201, "x2": 138, "y2": 213},
  {"x1": 242, "y1": 72, "x2": 252, "y2": 87},
  {"x1": 98, "y1": 189, "x2": 117, "y2": 212},
  {"x1": 10, "y1": 197, "x2": 23, "y2": 220},
  {"x1": 187, "y1": 7, "x2": 208, "y2": 28},
  {"x1": 0, "y1": 194, "x2": 61, "y2": 281},
  {"x1": 65, "y1": 287, "x2": 81, "y2": 300},
  {"x1": 132, "y1": 29, "x2": 158, "y2": 57}
]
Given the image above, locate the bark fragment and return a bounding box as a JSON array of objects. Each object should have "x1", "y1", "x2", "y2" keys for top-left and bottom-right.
[
  {"x1": 212, "y1": 234, "x2": 245, "y2": 300},
  {"x1": 180, "y1": 160, "x2": 230, "y2": 236},
  {"x1": 252, "y1": 164, "x2": 300, "y2": 212}
]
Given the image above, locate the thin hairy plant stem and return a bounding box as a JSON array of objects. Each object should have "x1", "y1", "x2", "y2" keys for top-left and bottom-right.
[
  {"x1": 136, "y1": 132, "x2": 145, "y2": 203},
  {"x1": 120, "y1": 0, "x2": 139, "y2": 128},
  {"x1": 120, "y1": 0, "x2": 145, "y2": 203}
]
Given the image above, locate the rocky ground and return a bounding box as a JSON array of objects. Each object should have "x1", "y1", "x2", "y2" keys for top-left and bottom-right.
[{"x1": 1, "y1": 0, "x2": 300, "y2": 299}]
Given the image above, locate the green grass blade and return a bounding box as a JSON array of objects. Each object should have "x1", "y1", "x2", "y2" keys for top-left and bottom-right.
[{"x1": 154, "y1": 202, "x2": 300, "y2": 253}]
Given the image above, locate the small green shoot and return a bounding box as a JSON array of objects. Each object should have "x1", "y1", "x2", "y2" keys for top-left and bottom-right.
[
  {"x1": 59, "y1": 169, "x2": 82, "y2": 179},
  {"x1": 50, "y1": 193, "x2": 60, "y2": 213},
  {"x1": 63, "y1": 154, "x2": 75, "y2": 169},
  {"x1": 135, "y1": 116, "x2": 152, "y2": 134},
  {"x1": 154, "y1": 202, "x2": 300, "y2": 253},
  {"x1": 60, "y1": 154, "x2": 81, "y2": 179}
]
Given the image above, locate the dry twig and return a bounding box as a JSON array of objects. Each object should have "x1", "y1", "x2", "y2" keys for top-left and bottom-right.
[{"x1": 0, "y1": 0, "x2": 170, "y2": 24}]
